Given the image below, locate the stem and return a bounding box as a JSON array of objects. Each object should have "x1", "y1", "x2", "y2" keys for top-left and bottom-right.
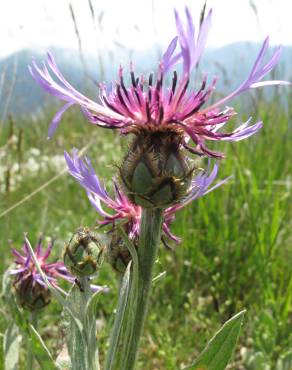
[
  {"x1": 122, "y1": 208, "x2": 163, "y2": 370},
  {"x1": 27, "y1": 311, "x2": 38, "y2": 370},
  {"x1": 67, "y1": 277, "x2": 100, "y2": 370},
  {"x1": 80, "y1": 277, "x2": 100, "y2": 370}
]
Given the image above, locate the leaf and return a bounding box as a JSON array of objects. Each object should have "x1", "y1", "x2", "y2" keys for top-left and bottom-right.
[
  {"x1": 4, "y1": 322, "x2": 20, "y2": 370},
  {"x1": 276, "y1": 350, "x2": 292, "y2": 370},
  {"x1": 104, "y1": 262, "x2": 132, "y2": 370},
  {"x1": 55, "y1": 344, "x2": 71, "y2": 370},
  {"x1": 116, "y1": 227, "x2": 140, "y2": 364},
  {"x1": 184, "y1": 310, "x2": 245, "y2": 370},
  {"x1": 85, "y1": 287, "x2": 104, "y2": 318},
  {"x1": 63, "y1": 284, "x2": 89, "y2": 370},
  {"x1": 29, "y1": 324, "x2": 58, "y2": 370},
  {"x1": 152, "y1": 271, "x2": 167, "y2": 285}
]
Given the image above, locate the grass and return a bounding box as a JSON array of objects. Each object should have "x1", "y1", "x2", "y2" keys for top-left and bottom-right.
[{"x1": 1, "y1": 98, "x2": 292, "y2": 369}]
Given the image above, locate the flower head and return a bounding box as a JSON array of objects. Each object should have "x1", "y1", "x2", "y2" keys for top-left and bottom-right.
[
  {"x1": 9, "y1": 236, "x2": 75, "y2": 310},
  {"x1": 65, "y1": 149, "x2": 229, "y2": 244},
  {"x1": 63, "y1": 227, "x2": 105, "y2": 277},
  {"x1": 30, "y1": 7, "x2": 290, "y2": 157}
]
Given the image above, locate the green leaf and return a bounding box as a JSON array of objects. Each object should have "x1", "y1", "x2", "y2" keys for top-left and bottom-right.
[
  {"x1": 152, "y1": 271, "x2": 167, "y2": 285},
  {"x1": 63, "y1": 284, "x2": 89, "y2": 370},
  {"x1": 55, "y1": 344, "x2": 71, "y2": 370},
  {"x1": 4, "y1": 322, "x2": 20, "y2": 370},
  {"x1": 85, "y1": 287, "x2": 104, "y2": 318},
  {"x1": 276, "y1": 350, "x2": 292, "y2": 370},
  {"x1": 28, "y1": 324, "x2": 58, "y2": 370},
  {"x1": 116, "y1": 226, "x2": 140, "y2": 365},
  {"x1": 104, "y1": 261, "x2": 132, "y2": 370},
  {"x1": 184, "y1": 310, "x2": 245, "y2": 370}
]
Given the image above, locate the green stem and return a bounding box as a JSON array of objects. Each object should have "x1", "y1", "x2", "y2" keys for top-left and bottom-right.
[
  {"x1": 67, "y1": 277, "x2": 100, "y2": 370},
  {"x1": 80, "y1": 277, "x2": 100, "y2": 370},
  {"x1": 122, "y1": 207, "x2": 163, "y2": 370},
  {"x1": 27, "y1": 311, "x2": 38, "y2": 370}
]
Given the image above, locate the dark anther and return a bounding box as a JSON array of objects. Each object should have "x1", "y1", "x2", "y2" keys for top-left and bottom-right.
[
  {"x1": 172, "y1": 71, "x2": 178, "y2": 94},
  {"x1": 148, "y1": 88, "x2": 152, "y2": 102},
  {"x1": 156, "y1": 75, "x2": 163, "y2": 92},
  {"x1": 117, "y1": 85, "x2": 133, "y2": 116},
  {"x1": 134, "y1": 90, "x2": 141, "y2": 105},
  {"x1": 184, "y1": 89, "x2": 211, "y2": 118},
  {"x1": 159, "y1": 106, "x2": 164, "y2": 123},
  {"x1": 148, "y1": 73, "x2": 153, "y2": 86},
  {"x1": 103, "y1": 95, "x2": 123, "y2": 115},
  {"x1": 120, "y1": 76, "x2": 129, "y2": 99},
  {"x1": 131, "y1": 71, "x2": 137, "y2": 87},
  {"x1": 177, "y1": 78, "x2": 189, "y2": 104},
  {"x1": 146, "y1": 101, "x2": 151, "y2": 121}
]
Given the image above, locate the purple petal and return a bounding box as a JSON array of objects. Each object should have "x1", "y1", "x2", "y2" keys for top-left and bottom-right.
[
  {"x1": 48, "y1": 102, "x2": 74, "y2": 139},
  {"x1": 206, "y1": 40, "x2": 289, "y2": 111},
  {"x1": 161, "y1": 36, "x2": 181, "y2": 72},
  {"x1": 221, "y1": 119, "x2": 263, "y2": 142}
]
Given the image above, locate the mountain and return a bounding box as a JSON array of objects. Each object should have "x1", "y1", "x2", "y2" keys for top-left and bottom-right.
[{"x1": 0, "y1": 43, "x2": 291, "y2": 122}]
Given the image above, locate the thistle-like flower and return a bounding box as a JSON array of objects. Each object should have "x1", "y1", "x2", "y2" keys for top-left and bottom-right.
[
  {"x1": 30, "y1": 7, "x2": 289, "y2": 157},
  {"x1": 64, "y1": 149, "x2": 228, "y2": 246},
  {"x1": 9, "y1": 236, "x2": 75, "y2": 310}
]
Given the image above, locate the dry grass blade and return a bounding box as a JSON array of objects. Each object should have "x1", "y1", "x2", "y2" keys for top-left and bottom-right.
[{"x1": 0, "y1": 141, "x2": 93, "y2": 219}]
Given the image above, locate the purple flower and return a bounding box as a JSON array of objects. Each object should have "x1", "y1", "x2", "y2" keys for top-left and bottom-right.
[
  {"x1": 10, "y1": 236, "x2": 75, "y2": 294},
  {"x1": 65, "y1": 150, "x2": 229, "y2": 244},
  {"x1": 30, "y1": 7, "x2": 290, "y2": 158}
]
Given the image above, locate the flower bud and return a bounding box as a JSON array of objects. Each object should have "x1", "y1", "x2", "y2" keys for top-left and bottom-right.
[
  {"x1": 63, "y1": 227, "x2": 105, "y2": 277},
  {"x1": 106, "y1": 231, "x2": 134, "y2": 274},
  {"x1": 14, "y1": 276, "x2": 51, "y2": 311},
  {"x1": 120, "y1": 130, "x2": 192, "y2": 208}
]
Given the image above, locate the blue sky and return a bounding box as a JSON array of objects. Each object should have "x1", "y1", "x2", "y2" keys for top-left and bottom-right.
[{"x1": 0, "y1": 0, "x2": 290, "y2": 58}]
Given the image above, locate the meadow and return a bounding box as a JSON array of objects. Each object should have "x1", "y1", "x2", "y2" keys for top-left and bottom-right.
[{"x1": 1, "y1": 92, "x2": 292, "y2": 369}]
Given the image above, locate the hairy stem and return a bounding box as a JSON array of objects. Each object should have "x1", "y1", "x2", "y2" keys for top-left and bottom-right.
[
  {"x1": 27, "y1": 311, "x2": 38, "y2": 370},
  {"x1": 122, "y1": 208, "x2": 163, "y2": 370}
]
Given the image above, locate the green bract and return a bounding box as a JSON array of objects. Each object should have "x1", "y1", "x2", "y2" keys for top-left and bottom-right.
[
  {"x1": 14, "y1": 277, "x2": 51, "y2": 311},
  {"x1": 120, "y1": 130, "x2": 192, "y2": 208},
  {"x1": 63, "y1": 228, "x2": 105, "y2": 277},
  {"x1": 107, "y1": 232, "x2": 133, "y2": 274}
]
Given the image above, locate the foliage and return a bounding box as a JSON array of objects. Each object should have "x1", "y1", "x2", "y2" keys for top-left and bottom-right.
[{"x1": 1, "y1": 95, "x2": 292, "y2": 368}]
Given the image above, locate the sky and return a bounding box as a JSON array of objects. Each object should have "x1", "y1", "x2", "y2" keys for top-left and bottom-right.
[{"x1": 0, "y1": 0, "x2": 291, "y2": 59}]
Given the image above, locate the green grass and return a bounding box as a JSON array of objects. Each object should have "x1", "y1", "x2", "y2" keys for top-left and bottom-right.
[{"x1": 1, "y1": 99, "x2": 292, "y2": 369}]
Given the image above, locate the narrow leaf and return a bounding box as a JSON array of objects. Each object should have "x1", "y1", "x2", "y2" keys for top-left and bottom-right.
[
  {"x1": 104, "y1": 262, "x2": 132, "y2": 370},
  {"x1": 29, "y1": 325, "x2": 58, "y2": 370},
  {"x1": 184, "y1": 310, "x2": 245, "y2": 370},
  {"x1": 63, "y1": 283, "x2": 90, "y2": 370},
  {"x1": 116, "y1": 226, "x2": 140, "y2": 365},
  {"x1": 4, "y1": 322, "x2": 20, "y2": 370}
]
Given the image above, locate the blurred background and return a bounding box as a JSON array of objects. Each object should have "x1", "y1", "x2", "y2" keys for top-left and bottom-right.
[{"x1": 0, "y1": 1, "x2": 292, "y2": 369}]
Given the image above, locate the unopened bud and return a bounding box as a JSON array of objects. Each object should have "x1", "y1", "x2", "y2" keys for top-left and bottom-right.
[
  {"x1": 106, "y1": 232, "x2": 133, "y2": 274},
  {"x1": 14, "y1": 276, "x2": 51, "y2": 311},
  {"x1": 63, "y1": 227, "x2": 105, "y2": 277},
  {"x1": 120, "y1": 130, "x2": 192, "y2": 208}
]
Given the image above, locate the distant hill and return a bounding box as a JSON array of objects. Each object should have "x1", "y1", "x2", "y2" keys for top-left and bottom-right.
[{"x1": 0, "y1": 43, "x2": 291, "y2": 122}]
